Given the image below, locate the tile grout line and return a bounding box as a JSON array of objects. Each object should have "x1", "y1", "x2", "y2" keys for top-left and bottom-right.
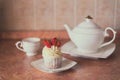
[
  {"x1": 50, "y1": 0, "x2": 53, "y2": 31},
  {"x1": 33, "y1": 0, "x2": 37, "y2": 30},
  {"x1": 94, "y1": 0, "x2": 97, "y2": 20},
  {"x1": 53, "y1": 0, "x2": 56, "y2": 30},
  {"x1": 113, "y1": 0, "x2": 117, "y2": 29},
  {"x1": 74, "y1": 0, "x2": 77, "y2": 26}
]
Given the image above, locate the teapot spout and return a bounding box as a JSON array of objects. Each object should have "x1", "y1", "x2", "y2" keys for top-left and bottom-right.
[{"x1": 64, "y1": 24, "x2": 72, "y2": 34}]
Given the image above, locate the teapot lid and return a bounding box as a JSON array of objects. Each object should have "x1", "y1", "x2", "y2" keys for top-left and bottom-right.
[{"x1": 73, "y1": 16, "x2": 103, "y2": 34}]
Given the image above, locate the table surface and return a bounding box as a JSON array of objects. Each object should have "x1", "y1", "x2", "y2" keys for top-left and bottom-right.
[{"x1": 0, "y1": 39, "x2": 120, "y2": 80}]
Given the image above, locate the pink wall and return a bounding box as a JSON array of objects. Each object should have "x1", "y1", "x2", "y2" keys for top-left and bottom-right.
[{"x1": 0, "y1": 0, "x2": 119, "y2": 31}]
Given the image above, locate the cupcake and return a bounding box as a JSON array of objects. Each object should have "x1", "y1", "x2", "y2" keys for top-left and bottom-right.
[{"x1": 42, "y1": 37, "x2": 62, "y2": 69}]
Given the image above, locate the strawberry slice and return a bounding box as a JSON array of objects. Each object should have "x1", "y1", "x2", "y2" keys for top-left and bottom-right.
[
  {"x1": 43, "y1": 40, "x2": 51, "y2": 48},
  {"x1": 51, "y1": 37, "x2": 57, "y2": 45},
  {"x1": 57, "y1": 41, "x2": 61, "y2": 47}
]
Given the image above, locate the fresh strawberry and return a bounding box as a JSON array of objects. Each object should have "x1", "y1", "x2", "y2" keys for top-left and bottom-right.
[
  {"x1": 43, "y1": 40, "x2": 51, "y2": 48},
  {"x1": 57, "y1": 41, "x2": 61, "y2": 47},
  {"x1": 43, "y1": 37, "x2": 61, "y2": 48},
  {"x1": 51, "y1": 37, "x2": 57, "y2": 45}
]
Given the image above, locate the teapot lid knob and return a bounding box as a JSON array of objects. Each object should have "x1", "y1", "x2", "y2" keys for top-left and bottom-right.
[
  {"x1": 86, "y1": 15, "x2": 93, "y2": 19},
  {"x1": 85, "y1": 15, "x2": 93, "y2": 22}
]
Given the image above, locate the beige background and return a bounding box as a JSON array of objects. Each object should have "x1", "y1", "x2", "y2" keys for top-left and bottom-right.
[{"x1": 0, "y1": 0, "x2": 120, "y2": 31}]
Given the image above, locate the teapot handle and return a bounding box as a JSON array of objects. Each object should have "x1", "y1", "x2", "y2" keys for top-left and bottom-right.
[{"x1": 100, "y1": 27, "x2": 117, "y2": 48}]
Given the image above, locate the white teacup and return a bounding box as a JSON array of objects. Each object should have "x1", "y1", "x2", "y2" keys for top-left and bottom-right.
[{"x1": 15, "y1": 37, "x2": 40, "y2": 56}]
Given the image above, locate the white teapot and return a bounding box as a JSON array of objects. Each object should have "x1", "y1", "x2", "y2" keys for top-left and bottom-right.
[{"x1": 64, "y1": 16, "x2": 117, "y2": 53}]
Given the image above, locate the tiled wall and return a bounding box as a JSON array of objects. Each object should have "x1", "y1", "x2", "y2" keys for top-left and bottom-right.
[{"x1": 0, "y1": 0, "x2": 120, "y2": 31}]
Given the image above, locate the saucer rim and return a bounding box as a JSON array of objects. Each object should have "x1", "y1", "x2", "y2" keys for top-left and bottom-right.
[
  {"x1": 61, "y1": 41, "x2": 116, "y2": 59},
  {"x1": 31, "y1": 58, "x2": 77, "y2": 73}
]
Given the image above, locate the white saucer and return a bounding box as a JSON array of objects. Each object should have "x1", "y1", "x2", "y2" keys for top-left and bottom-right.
[
  {"x1": 31, "y1": 58, "x2": 77, "y2": 73},
  {"x1": 61, "y1": 41, "x2": 116, "y2": 59}
]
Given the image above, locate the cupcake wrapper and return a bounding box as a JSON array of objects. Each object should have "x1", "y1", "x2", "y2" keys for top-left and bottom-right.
[{"x1": 43, "y1": 57, "x2": 62, "y2": 69}]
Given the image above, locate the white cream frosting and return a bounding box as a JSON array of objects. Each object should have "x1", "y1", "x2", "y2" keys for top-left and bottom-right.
[{"x1": 42, "y1": 46, "x2": 62, "y2": 58}]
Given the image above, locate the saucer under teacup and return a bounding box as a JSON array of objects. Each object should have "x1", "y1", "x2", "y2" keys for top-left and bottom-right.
[
  {"x1": 26, "y1": 52, "x2": 38, "y2": 56},
  {"x1": 61, "y1": 41, "x2": 116, "y2": 59}
]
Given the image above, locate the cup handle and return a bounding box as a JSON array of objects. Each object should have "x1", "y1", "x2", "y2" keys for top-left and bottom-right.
[
  {"x1": 15, "y1": 41, "x2": 25, "y2": 52},
  {"x1": 100, "y1": 27, "x2": 117, "y2": 48}
]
